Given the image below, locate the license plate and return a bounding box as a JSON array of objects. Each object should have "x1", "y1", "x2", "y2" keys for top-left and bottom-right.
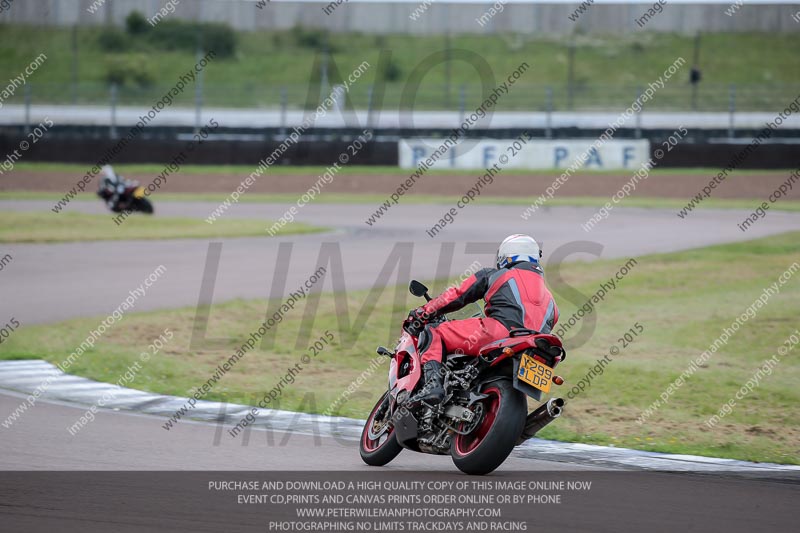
[
  {"x1": 518, "y1": 353, "x2": 553, "y2": 393},
  {"x1": 133, "y1": 187, "x2": 145, "y2": 199}
]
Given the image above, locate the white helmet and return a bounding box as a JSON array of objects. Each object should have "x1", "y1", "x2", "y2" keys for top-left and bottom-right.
[{"x1": 496, "y1": 234, "x2": 541, "y2": 269}]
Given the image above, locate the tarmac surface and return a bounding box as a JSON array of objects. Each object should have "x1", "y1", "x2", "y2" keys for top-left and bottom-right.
[
  {"x1": 0, "y1": 388, "x2": 598, "y2": 472},
  {"x1": 2, "y1": 199, "x2": 799, "y2": 531},
  {"x1": 3, "y1": 200, "x2": 800, "y2": 325},
  {"x1": 1, "y1": 387, "x2": 797, "y2": 533}
]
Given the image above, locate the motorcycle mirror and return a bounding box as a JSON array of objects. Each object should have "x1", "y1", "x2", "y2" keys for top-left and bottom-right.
[{"x1": 409, "y1": 280, "x2": 429, "y2": 298}]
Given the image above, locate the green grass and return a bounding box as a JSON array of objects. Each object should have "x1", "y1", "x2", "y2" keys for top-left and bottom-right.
[
  {"x1": 0, "y1": 212, "x2": 325, "y2": 243},
  {"x1": 3, "y1": 190, "x2": 800, "y2": 214},
  {"x1": 4, "y1": 163, "x2": 800, "y2": 213},
  {"x1": 11, "y1": 163, "x2": 460, "y2": 176},
  {"x1": 1, "y1": 232, "x2": 798, "y2": 463},
  {"x1": 1, "y1": 26, "x2": 798, "y2": 111},
  {"x1": 13, "y1": 162, "x2": 786, "y2": 176}
]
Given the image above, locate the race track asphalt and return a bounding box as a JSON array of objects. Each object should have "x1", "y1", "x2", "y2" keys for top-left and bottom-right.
[
  {"x1": 2, "y1": 200, "x2": 800, "y2": 531},
  {"x1": 0, "y1": 388, "x2": 597, "y2": 472},
  {"x1": 3, "y1": 200, "x2": 800, "y2": 325},
  {"x1": 1, "y1": 387, "x2": 797, "y2": 532}
]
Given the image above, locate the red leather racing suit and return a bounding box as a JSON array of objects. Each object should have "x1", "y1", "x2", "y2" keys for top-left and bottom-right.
[{"x1": 418, "y1": 262, "x2": 559, "y2": 364}]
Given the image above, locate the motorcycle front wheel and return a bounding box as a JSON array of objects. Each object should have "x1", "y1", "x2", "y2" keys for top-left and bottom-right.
[
  {"x1": 359, "y1": 391, "x2": 403, "y2": 466},
  {"x1": 132, "y1": 197, "x2": 154, "y2": 214},
  {"x1": 450, "y1": 379, "x2": 526, "y2": 475}
]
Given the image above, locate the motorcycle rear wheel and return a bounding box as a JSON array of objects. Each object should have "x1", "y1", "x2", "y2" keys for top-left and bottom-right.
[
  {"x1": 450, "y1": 379, "x2": 526, "y2": 475},
  {"x1": 359, "y1": 391, "x2": 403, "y2": 466}
]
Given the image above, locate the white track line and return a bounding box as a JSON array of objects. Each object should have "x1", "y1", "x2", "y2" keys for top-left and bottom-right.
[{"x1": 1, "y1": 360, "x2": 798, "y2": 473}]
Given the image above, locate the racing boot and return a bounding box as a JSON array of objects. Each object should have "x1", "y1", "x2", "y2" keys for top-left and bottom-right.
[{"x1": 413, "y1": 360, "x2": 445, "y2": 404}]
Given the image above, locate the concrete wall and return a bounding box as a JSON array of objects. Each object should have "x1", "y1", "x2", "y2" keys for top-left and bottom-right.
[{"x1": 2, "y1": 1, "x2": 799, "y2": 34}]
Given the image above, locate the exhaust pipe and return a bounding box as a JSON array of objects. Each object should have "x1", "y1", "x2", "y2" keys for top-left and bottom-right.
[{"x1": 516, "y1": 398, "x2": 565, "y2": 445}]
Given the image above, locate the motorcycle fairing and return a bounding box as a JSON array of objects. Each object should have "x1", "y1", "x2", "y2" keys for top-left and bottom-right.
[
  {"x1": 389, "y1": 331, "x2": 422, "y2": 402},
  {"x1": 479, "y1": 333, "x2": 564, "y2": 365}
]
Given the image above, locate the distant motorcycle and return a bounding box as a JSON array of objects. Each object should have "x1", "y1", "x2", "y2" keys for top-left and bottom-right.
[
  {"x1": 97, "y1": 165, "x2": 154, "y2": 214},
  {"x1": 360, "y1": 280, "x2": 567, "y2": 475}
]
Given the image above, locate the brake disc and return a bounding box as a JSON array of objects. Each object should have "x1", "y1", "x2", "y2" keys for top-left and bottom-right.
[{"x1": 462, "y1": 403, "x2": 484, "y2": 434}]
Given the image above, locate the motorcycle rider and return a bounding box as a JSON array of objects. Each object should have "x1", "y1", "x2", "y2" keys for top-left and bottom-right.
[
  {"x1": 97, "y1": 165, "x2": 126, "y2": 213},
  {"x1": 407, "y1": 234, "x2": 559, "y2": 404}
]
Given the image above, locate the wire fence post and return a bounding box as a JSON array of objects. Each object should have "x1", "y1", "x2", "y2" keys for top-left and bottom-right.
[
  {"x1": 635, "y1": 85, "x2": 643, "y2": 139},
  {"x1": 110, "y1": 83, "x2": 118, "y2": 140},
  {"x1": 458, "y1": 84, "x2": 466, "y2": 123},
  {"x1": 444, "y1": 31, "x2": 452, "y2": 108},
  {"x1": 195, "y1": 49, "x2": 204, "y2": 135},
  {"x1": 567, "y1": 41, "x2": 575, "y2": 111},
  {"x1": 545, "y1": 86, "x2": 553, "y2": 139},
  {"x1": 24, "y1": 83, "x2": 32, "y2": 135},
  {"x1": 728, "y1": 84, "x2": 736, "y2": 140},
  {"x1": 366, "y1": 84, "x2": 374, "y2": 130},
  {"x1": 320, "y1": 50, "x2": 329, "y2": 102},
  {"x1": 71, "y1": 24, "x2": 79, "y2": 105},
  {"x1": 279, "y1": 86, "x2": 288, "y2": 138}
]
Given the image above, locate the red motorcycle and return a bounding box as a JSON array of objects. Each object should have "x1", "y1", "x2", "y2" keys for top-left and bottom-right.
[{"x1": 360, "y1": 280, "x2": 567, "y2": 475}]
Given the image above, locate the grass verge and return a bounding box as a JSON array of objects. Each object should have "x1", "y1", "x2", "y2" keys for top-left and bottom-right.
[
  {"x1": 0, "y1": 212, "x2": 325, "y2": 243},
  {"x1": 3, "y1": 190, "x2": 800, "y2": 214},
  {"x1": 8, "y1": 162, "x2": 794, "y2": 177},
  {"x1": 0, "y1": 232, "x2": 798, "y2": 463}
]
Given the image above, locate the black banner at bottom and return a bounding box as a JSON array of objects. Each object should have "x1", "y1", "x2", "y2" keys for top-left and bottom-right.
[{"x1": 0, "y1": 470, "x2": 797, "y2": 533}]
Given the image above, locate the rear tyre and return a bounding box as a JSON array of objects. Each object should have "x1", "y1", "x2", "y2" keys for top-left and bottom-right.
[
  {"x1": 450, "y1": 379, "x2": 526, "y2": 475},
  {"x1": 360, "y1": 392, "x2": 403, "y2": 466},
  {"x1": 133, "y1": 197, "x2": 154, "y2": 214}
]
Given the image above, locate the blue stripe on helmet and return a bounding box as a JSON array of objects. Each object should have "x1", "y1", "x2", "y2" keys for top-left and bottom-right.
[{"x1": 499, "y1": 254, "x2": 539, "y2": 268}]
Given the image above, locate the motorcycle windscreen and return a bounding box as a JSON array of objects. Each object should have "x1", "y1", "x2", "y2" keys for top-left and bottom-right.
[{"x1": 512, "y1": 358, "x2": 542, "y2": 401}]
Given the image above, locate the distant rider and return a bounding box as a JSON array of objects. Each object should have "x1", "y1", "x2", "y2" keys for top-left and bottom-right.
[
  {"x1": 97, "y1": 165, "x2": 125, "y2": 212},
  {"x1": 407, "y1": 234, "x2": 559, "y2": 404}
]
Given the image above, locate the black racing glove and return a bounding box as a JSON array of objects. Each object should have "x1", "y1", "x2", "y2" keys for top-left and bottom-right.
[{"x1": 403, "y1": 307, "x2": 428, "y2": 336}]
